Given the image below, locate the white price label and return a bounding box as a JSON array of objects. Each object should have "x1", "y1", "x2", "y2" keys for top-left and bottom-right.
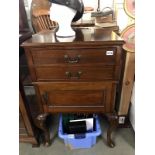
[{"x1": 106, "y1": 51, "x2": 113, "y2": 55}]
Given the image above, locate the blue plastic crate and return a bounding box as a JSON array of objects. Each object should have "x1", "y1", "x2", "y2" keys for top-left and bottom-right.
[{"x1": 58, "y1": 114, "x2": 101, "y2": 149}]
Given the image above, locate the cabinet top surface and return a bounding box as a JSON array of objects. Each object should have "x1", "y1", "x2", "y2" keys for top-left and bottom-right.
[{"x1": 21, "y1": 27, "x2": 124, "y2": 47}]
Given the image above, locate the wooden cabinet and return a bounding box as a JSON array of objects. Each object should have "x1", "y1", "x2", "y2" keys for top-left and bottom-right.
[{"x1": 21, "y1": 27, "x2": 125, "y2": 147}]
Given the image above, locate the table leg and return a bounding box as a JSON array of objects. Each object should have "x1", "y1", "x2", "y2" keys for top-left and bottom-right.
[
  {"x1": 106, "y1": 113, "x2": 118, "y2": 148},
  {"x1": 35, "y1": 113, "x2": 51, "y2": 146}
]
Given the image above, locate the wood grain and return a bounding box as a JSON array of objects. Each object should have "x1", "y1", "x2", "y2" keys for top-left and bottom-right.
[{"x1": 118, "y1": 52, "x2": 135, "y2": 115}]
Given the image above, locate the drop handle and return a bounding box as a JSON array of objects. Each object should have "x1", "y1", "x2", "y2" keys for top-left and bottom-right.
[
  {"x1": 65, "y1": 71, "x2": 82, "y2": 79},
  {"x1": 64, "y1": 55, "x2": 81, "y2": 64},
  {"x1": 76, "y1": 71, "x2": 82, "y2": 78},
  {"x1": 65, "y1": 71, "x2": 72, "y2": 78}
]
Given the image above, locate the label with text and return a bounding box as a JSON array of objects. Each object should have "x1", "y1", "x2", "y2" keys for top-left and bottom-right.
[{"x1": 106, "y1": 51, "x2": 114, "y2": 55}]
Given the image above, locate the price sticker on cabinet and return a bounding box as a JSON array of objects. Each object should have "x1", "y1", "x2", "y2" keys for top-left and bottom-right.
[{"x1": 106, "y1": 51, "x2": 114, "y2": 55}]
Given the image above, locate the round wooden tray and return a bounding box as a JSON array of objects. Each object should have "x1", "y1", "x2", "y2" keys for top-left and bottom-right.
[
  {"x1": 121, "y1": 24, "x2": 135, "y2": 52},
  {"x1": 124, "y1": 0, "x2": 135, "y2": 19}
]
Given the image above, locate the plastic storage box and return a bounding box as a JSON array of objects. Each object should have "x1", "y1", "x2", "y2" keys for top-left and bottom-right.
[{"x1": 58, "y1": 115, "x2": 101, "y2": 149}]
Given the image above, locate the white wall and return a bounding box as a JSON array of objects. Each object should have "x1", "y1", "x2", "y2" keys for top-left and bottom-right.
[
  {"x1": 115, "y1": 0, "x2": 134, "y2": 32},
  {"x1": 115, "y1": 0, "x2": 129, "y2": 31},
  {"x1": 83, "y1": 0, "x2": 114, "y2": 11}
]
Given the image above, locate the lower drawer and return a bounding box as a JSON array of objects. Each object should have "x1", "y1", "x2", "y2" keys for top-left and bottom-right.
[
  {"x1": 36, "y1": 82, "x2": 116, "y2": 113},
  {"x1": 35, "y1": 65, "x2": 115, "y2": 81}
]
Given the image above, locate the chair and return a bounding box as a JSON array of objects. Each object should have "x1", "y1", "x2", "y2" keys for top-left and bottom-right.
[
  {"x1": 32, "y1": 9, "x2": 58, "y2": 32},
  {"x1": 31, "y1": 0, "x2": 58, "y2": 33},
  {"x1": 30, "y1": 0, "x2": 95, "y2": 33}
]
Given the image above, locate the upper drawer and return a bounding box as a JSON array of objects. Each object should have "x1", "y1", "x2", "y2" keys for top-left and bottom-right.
[{"x1": 30, "y1": 47, "x2": 118, "y2": 65}]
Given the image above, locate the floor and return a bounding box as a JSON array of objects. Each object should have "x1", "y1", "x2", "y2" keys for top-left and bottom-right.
[{"x1": 20, "y1": 115, "x2": 135, "y2": 155}]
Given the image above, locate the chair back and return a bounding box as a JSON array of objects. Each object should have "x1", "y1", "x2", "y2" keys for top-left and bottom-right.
[{"x1": 31, "y1": 0, "x2": 58, "y2": 32}]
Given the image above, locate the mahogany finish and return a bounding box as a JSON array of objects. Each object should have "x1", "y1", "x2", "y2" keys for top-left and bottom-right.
[
  {"x1": 34, "y1": 65, "x2": 115, "y2": 81},
  {"x1": 22, "y1": 27, "x2": 124, "y2": 147},
  {"x1": 30, "y1": 48, "x2": 117, "y2": 65},
  {"x1": 36, "y1": 81, "x2": 117, "y2": 113}
]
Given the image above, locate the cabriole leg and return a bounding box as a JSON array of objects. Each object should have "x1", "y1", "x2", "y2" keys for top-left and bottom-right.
[
  {"x1": 106, "y1": 113, "x2": 118, "y2": 148},
  {"x1": 35, "y1": 113, "x2": 51, "y2": 146}
]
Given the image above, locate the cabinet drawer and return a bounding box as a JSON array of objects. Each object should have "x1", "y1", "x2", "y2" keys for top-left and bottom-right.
[
  {"x1": 35, "y1": 65, "x2": 115, "y2": 81},
  {"x1": 37, "y1": 82, "x2": 116, "y2": 113},
  {"x1": 30, "y1": 48, "x2": 117, "y2": 65}
]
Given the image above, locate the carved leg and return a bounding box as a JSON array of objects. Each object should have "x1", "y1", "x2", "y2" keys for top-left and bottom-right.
[
  {"x1": 106, "y1": 113, "x2": 118, "y2": 148},
  {"x1": 35, "y1": 113, "x2": 51, "y2": 146}
]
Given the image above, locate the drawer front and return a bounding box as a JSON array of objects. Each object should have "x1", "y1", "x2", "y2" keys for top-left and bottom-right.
[
  {"x1": 36, "y1": 82, "x2": 116, "y2": 113},
  {"x1": 35, "y1": 65, "x2": 115, "y2": 81},
  {"x1": 30, "y1": 47, "x2": 117, "y2": 65}
]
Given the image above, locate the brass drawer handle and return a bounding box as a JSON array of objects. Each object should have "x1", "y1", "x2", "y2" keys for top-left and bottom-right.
[
  {"x1": 42, "y1": 91, "x2": 48, "y2": 103},
  {"x1": 64, "y1": 55, "x2": 81, "y2": 64},
  {"x1": 76, "y1": 71, "x2": 82, "y2": 79},
  {"x1": 65, "y1": 71, "x2": 82, "y2": 79},
  {"x1": 65, "y1": 71, "x2": 72, "y2": 78}
]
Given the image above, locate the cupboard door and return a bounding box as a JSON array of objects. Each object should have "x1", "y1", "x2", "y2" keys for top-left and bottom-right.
[{"x1": 36, "y1": 82, "x2": 116, "y2": 113}]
